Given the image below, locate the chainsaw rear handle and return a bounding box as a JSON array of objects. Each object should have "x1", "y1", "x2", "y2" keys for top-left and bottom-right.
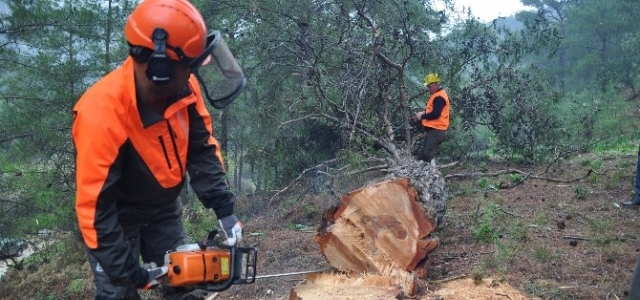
[{"x1": 200, "y1": 230, "x2": 258, "y2": 292}]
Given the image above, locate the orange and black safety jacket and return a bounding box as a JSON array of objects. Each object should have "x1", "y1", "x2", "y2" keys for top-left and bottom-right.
[
  {"x1": 72, "y1": 57, "x2": 234, "y2": 287},
  {"x1": 421, "y1": 88, "x2": 450, "y2": 130}
]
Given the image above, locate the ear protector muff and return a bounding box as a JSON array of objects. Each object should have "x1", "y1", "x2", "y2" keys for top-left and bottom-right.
[{"x1": 145, "y1": 28, "x2": 174, "y2": 85}]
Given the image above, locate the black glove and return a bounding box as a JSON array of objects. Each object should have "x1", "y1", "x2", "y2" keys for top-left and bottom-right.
[
  {"x1": 140, "y1": 263, "x2": 168, "y2": 290},
  {"x1": 218, "y1": 214, "x2": 243, "y2": 246}
]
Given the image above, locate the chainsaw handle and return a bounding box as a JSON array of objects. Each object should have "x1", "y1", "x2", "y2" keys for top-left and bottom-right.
[
  {"x1": 197, "y1": 229, "x2": 220, "y2": 250},
  {"x1": 204, "y1": 245, "x2": 237, "y2": 292},
  {"x1": 204, "y1": 244, "x2": 258, "y2": 292}
]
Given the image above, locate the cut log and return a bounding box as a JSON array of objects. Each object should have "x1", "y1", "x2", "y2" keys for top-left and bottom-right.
[{"x1": 311, "y1": 169, "x2": 445, "y2": 296}]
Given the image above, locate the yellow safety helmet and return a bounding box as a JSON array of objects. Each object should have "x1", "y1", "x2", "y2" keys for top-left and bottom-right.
[{"x1": 424, "y1": 73, "x2": 440, "y2": 86}]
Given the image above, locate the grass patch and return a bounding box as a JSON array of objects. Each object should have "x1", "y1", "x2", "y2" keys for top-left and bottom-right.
[
  {"x1": 507, "y1": 221, "x2": 528, "y2": 242},
  {"x1": 449, "y1": 181, "x2": 475, "y2": 197},
  {"x1": 183, "y1": 203, "x2": 218, "y2": 241},
  {"x1": 603, "y1": 170, "x2": 624, "y2": 190},
  {"x1": 472, "y1": 201, "x2": 503, "y2": 243},
  {"x1": 533, "y1": 211, "x2": 549, "y2": 226},
  {"x1": 532, "y1": 244, "x2": 560, "y2": 262},
  {"x1": 526, "y1": 280, "x2": 572, "y2": 300},
  {"x1": 476, "y1": 177, "x2": 497, "y2": 191}
]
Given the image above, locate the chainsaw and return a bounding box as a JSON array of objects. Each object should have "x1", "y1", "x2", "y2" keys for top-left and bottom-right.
[{"x1": 162, "y1": 230, "x2": 328, "y2": 292}]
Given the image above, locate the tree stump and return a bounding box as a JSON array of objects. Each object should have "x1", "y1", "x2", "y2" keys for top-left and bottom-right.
[{"x1": 292, "y1": 162, "x2": 448, "y2": 298}]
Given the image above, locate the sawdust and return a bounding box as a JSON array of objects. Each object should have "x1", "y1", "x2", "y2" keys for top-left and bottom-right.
[{"x1": 428, "y1": 278, "x2": 540, "y2": 300}]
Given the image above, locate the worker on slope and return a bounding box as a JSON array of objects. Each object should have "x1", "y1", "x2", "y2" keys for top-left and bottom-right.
[{"x1": 412, "y1": 73, "x2": 450, "y2": 167}]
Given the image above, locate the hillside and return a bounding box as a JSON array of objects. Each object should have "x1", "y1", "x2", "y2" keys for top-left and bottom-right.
[{"x1": 0, "y1": 153, "x2": 638, "y2": 299}]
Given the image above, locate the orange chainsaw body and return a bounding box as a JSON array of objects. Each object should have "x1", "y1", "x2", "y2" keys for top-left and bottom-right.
[{"x1": 165, "y1": 246, "x2": 232, "y2": 287}]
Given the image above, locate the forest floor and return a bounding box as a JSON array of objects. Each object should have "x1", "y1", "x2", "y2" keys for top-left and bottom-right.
[{"x1": 0, "y1": 152, "x2": 639, "y2": 300}]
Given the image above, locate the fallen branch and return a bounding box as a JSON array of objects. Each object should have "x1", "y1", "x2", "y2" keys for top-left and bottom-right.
[
  {"x1": 427, "y1": 274, "x2": 466, "y2": 284},
  {"x1": 498, "y1": 207, "x2": 520, "y2": 218},
  {"x1": 606, "y1": 292, "x2": 621, "y2": 300},
  {"x1": 341, "y1": 164, "x2": 388, "y2": 177},
  {"x1": 268, "y1": 158, "x2": 338, "y2": 207},
  {"x1": 444, "y1": 167, "x2": 616, "y2": 186},
  {"x1": 437, "y1": 161, "x2": 459, "y2": 169},
  {"x1": 559, "y1": 286, "x2": 578, "y2": 289},
  {"x1": 562, "y1": 236, "x2": 591, "y2": 241},
  {"x1": 496, "y1": 293, "x2": 513, "y2": 300}
]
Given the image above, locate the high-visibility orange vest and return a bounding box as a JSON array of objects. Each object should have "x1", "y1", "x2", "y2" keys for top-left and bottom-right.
[{"x1": 421, "y1": 89, "x2": 450, "y2": 130}]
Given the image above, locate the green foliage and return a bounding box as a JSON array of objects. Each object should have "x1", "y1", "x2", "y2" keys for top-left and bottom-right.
[
  {"x1": 440, "y1": 124, "x2": 494, "y2": 163},
  {"x1": 471, "y1": 268, "x2": 486, "y2": 284},
  {"x1": 510, "y1": 173, "x2": 524, "y2": 184},
  {"x1": 588, "y1": 218, "x2": 608, "y2": 234},
  {"x1": 556, "y1": 87, "x2": 637, "y2": 153},
  {"x1": 27, "y1": 240, "x2": 65, "y2": 266},
  {"x1": 526, "y1": 280, "x2": 571, "y2": 300},
  {"x1": 533, "y1": 211, "x2": 549, "y2": 225},
  {"x1": 574, "y1": 186, "x2": 588, "y2": 199},
  {"x1": 604, "y1": 170, "x2": 623, "y2": 190},
  {"x1": 472, "y1": 201, "x2": 501, "y2": 243},
  {"x1": 476, "y1": 177, "x2": 497, "y2": 191},
  {"x1": 508, "y1": 221, "x2": 529, "y2": 243},
  {"x1": 473, "y1": 221, "x2": 498, "y2": 243},
  {"x1": 67, "y1": 279, "x2": 85, "y2": 293},
  {"x1": 494, "y1": 240, "x2": 519, "y2": 265},
  {"x1": 0, "y1": 0, "x2": 132, "y2": 246},
  {"x1": 182, "y1": 203, "x2": 218, "y2": 242},
  {"x1": 1, "y1": 0, "x2": 640, "y2": 271},
  {"x1": 271, "y1": 119, "x2": 344, "y2": 186},
  {"x1": 452, "y1": 182, "x2": 476, "y2": 197},
  {"x1": 481, "y1": 240, "x2": 519, "y2": 271}
]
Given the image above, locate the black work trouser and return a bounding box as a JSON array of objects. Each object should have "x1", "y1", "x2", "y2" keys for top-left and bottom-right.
[
  {"x1": 88, "y1": 199, "x2": 186, "y2": 300},
  {"x1": 417, "y1": 128, "x2": 447, "y2": 162}
]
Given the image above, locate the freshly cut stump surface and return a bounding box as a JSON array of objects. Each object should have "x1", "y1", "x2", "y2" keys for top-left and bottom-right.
[{"x1": 314, "y1": 177, "x2": 442, "y2": 295}]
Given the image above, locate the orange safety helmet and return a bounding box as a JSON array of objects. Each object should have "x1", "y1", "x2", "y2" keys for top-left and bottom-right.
[{"x1": 124, "y1": 0, "x2": 207, "y2": 61}]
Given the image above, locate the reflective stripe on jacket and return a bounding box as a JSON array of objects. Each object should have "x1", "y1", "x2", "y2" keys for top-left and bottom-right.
[
  {"x1": 72, "y1": 57, "x2": 234, "y2": 286},
  {"x1": 422, "y1": 89, "x2": 450, "y2": 130}
]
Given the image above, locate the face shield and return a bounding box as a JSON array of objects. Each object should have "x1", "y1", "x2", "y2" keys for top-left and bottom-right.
[{"x1": 185, "y1": 31, "x2": 245, "y2": 109}]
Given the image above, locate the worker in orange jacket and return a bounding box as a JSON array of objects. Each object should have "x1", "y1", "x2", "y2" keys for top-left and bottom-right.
[
  {"x1": 72, "y1": 1, "x2": 245, "y2": 299},
  {"x1": 412, "y1": 73, "x2": 450, "y2": 167}
]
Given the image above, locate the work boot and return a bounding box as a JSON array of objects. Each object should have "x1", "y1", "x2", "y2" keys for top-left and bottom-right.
[{"x1": 622, "y1": 196, "x2": 640, "y2": 207}]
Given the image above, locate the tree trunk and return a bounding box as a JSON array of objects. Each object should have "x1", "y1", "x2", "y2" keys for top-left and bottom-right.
[{"x1": 297, "y1": 163, "x2": 447, "y2": 297}]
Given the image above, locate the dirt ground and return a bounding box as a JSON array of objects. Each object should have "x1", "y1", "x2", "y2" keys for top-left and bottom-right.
[
  {"x1": 220, "y1": 153, "x2": 639, "y2": 300},
  {"x1": 1, "y1": 153, "x2": 639, "y2": 299}
]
